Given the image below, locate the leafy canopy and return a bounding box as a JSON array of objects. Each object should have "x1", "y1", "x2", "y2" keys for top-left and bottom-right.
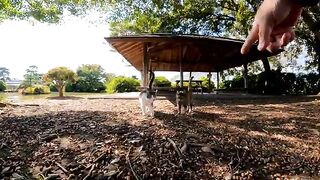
[
  {"x1": 76, "y1": 64, "x2": 106, "y2": 92},
  {"x1": 105, "y1": 73, "x2": 116, "y2": 84},
  {"x1": 107, "y1": 0, "x2": 320, "y2": 77},
  {"x1": 108, "y1": 0, "x2": 240, "y2": 36},
  {"x1": 0, "y1": 0, "x2": 109, "y2": 23},
  {"x1": 0, "y1": 80, "x2": 6, "y2": 91},
  {"x1": 44, "y1": 67, "x2": 76, "y2": 85},
  {"x1": 0, "y1": 67, "x2": 10, "y2": 82},
  {"x1": 44, "y1": 67, "x2": 76, "y2": 97},
  {"x1": 22, "y1": 65, "x2": 41, "y2": 87}
]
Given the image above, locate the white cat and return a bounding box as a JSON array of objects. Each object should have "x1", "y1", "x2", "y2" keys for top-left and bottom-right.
[
  {"x1": 139, "y1": 71, "x2": 156, "y2": 117},
  {"x1": 139, "y1": 90, "x2": 156, "y2": 117}
]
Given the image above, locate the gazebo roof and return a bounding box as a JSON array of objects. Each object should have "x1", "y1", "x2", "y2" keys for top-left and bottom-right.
[{"x1": 105, "y1": 34, "x2": 281, "y2": 72}]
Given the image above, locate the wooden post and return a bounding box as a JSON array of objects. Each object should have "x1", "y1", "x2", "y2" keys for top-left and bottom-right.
[
  {"x1": 261, "y1": 57, "x2": 271, "y2": 73},
  {"x1": 207, "y1": 72, "x2": 212, "y2": 93},
  {"x1": 216, "y1": 72, "x2": 220, "y2": 89},
  {"x1": 142, "y1": 43, "x2": 149, "y2": 88},
  {"x1": 243, "y1": 64, "x2": 248, "y2": 89},
  {"x1": 261, "y1": 57, "x2": 271, "y2": 87},
  {"x1": 179, "y1": 60, "x2": 183, "y2": 87},
  {"x1": 140, "y1": 71, "x2": 144, "y2": 87}
]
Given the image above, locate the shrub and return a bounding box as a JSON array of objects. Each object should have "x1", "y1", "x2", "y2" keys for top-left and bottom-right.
[
  {"x1": 65, "y1": 82, "x2": 77, "y2": 92},
  {"x1": 106, "y1": 76, "x2": 140, "y2": 93},
  {"x1": 221, "y1": 71, "x2": 319, "y2": 95},
  {"x1": 49, "y1": 83, "x2": 58, "y2": 92},
  {"x1": 199, "y1": 76, "x2": 215, "y2": 92},
  {"x1": 74, "y1": 80, "x2": 106, "y2": 92},
  {"x1": 21, "y1": 85, "x2": 51, "y2": 95},
  {"x1": 154, "y1": 76, "x2": 171, "y2": 87},
  {"x1": 0, "y1": 80, "x2": 6, "y2": 91}
]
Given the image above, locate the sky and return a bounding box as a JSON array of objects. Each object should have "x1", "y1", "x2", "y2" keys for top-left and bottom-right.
[{"x1": 0, "y1": 15, "x2": 178, "y2": 81}]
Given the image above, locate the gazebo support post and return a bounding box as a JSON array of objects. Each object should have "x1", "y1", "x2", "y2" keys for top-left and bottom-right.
[
  {"x1": 243, "y1": 63, "x2": 248, "y2": 91},
  {"x1": 142, "y1": 43, "x2": 149, "y2": 88},
  {"x1": 179, "y1": 60, "x2": 183, "y2": 88},
  {"x1": 208, "y1": 72, "x2": 212, "y2": 94},
  {"x1": 216, "y1": 72, "x2": 220, "y2": 90}
]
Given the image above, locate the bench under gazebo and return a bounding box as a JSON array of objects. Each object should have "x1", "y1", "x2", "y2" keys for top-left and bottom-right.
[{"x1": 105, "y1": 34, "x2": 282, "y2": 90}]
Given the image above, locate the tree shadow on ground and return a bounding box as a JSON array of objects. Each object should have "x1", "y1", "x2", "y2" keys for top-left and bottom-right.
[
  {"x1": 161, "y1": 93, "x2": 319, "y2": 107},
  {"x1": 47, "y1": 96, "x2": 85, "y2": 100},
  {"x1": 155, "y1": 109, "x2": 320, "y2": 179},
  {"x1": 0, "y1": 110, "x2": 152, "y2": 179},
  {"x1": 0, "y1": 99, "x2": 319, "y2": 179}
]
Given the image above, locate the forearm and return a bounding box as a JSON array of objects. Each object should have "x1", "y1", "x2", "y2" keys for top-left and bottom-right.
[{"x1": 293, "y1": 0, "x2": 319, "y2": 6}]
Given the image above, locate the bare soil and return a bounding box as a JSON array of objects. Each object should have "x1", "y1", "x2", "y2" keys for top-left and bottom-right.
[{"x1": 0, "y1": 94, "x2": 319, "y2": 179}]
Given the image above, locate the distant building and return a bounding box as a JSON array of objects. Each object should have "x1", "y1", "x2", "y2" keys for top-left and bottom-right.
[{"x1": 5, "y1": 80, "x2": 22, "y2": 92}]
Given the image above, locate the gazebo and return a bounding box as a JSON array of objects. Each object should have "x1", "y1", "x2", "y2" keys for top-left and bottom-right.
[{"x1": 105, "y1": 34, "x2": 282, "y2": 89}]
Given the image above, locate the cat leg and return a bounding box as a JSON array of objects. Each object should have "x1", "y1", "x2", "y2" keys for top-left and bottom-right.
[
  {"x1": 146, "y1": 106, "x2": 151, "y2": 116},
  {"x1": 150, "y1": 108, "x2": 155, "y2": 117},
  {"x1": 187, "y1": 103, "x2": 191, "y2": 113},
  {"x1": 176, "y1": 104, "x2": 181, "y2": 115},
  {"x1": 183, "y1": 105, "x2": 188, "y2": 114},
  {"x1": 141, "y1": 103, "x2": 147, "y2": 116}
]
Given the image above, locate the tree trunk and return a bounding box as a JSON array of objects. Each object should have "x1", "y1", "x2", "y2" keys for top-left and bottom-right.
[
  {"x1": 302, "y1": 10, "x2": 320, "y2": 91},
  {"x1": 318, "y1": 55, "x2": 320, "y2": 92},
  {"x1": 59, "y1": 86, "x2": 64, "y2": 97},
  {"x1": 261, "y1": 57, "x2": 271, "y2": 84}
]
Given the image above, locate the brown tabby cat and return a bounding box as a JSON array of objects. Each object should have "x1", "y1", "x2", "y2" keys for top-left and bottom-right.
[
  {"x1": 176, "y1": 74, "x2": 194, "y2": 114},
  {"x1": 176, "y1": 86, "x2": 187, "y2": 115}
]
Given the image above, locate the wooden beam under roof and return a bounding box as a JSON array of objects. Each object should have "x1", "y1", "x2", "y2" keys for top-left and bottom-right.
[{"x1": 105, "y1": 34, "x2": 283, "y2": 72}]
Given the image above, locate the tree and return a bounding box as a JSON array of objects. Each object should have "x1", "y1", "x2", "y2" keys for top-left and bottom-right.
[
  {"x1": 0, "y1": 0, "x2": 108, "y2": 23},
  {"x1": 105, "y1": 73, "x2": 116, "y2": 84},
  {"x1": 108, "y1": 0, "x2": 238, "y2": 36},
  {"x1": 297, "y1": 7, "x2": 320, "y2": 85},
  {"x1": 75, "y1": 64, "x2": 106, "y2": 92},
  {"x1": 0, "y1": 67, "x2": 10, "y2": 82},
  {"x1": 22, "y1": 65, "x2": 41, "y2": 87},
  {"x1": 0, "y1": 80, "x2": 6, "y2": 91},
  {"x1": 107, "y1": 0, "x2": 320, "y2": 82},
  {"x1": 43, "y1": 67, "x2": 76, "y2": 97}
]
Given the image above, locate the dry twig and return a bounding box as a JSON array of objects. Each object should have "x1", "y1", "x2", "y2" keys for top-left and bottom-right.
[
  {"x1": 83, "y1": 164, "x2": 95, "y2": 180},
  {"x1": 94, "y1": 152, "x2": 106, "y2": 163},
  {"x1": 55, "y1": 162, "x2": 69, "y2": 174},
  {"x1": 167, "y1": 137, "x2": 183, "y2": 158},
  {"x1": 126, "y1": 146, "x2": 142, "y2": 180},
  {"x1": 45, "y1": 174, "x2": 59, "y2": 180}
]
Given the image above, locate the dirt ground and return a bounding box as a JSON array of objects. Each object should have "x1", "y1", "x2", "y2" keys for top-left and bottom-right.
[{"x1": 0, "y1": 94, "x2": 319, "y2": 179}]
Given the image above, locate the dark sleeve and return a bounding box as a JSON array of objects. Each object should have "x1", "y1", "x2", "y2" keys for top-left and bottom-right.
[{"x1": 293, "y1": 0, "x2": 319, "y2": 6}]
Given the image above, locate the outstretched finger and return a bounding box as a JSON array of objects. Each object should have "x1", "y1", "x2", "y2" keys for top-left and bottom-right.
[
  {"x1": 241, "y1": 23, "x2": 259, "y2": 54},
  {"x1": 258, "y1": 17, "x2": 273, "y2": 52}
]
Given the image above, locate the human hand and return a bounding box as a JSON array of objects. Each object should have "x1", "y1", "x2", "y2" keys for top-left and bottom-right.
[{"x1": 241, "y1": 0, "x2": 303, "y2": 54}]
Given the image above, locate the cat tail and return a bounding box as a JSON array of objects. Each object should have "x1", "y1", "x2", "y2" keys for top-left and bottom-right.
[{"x1": 149, "y1": 70, "x2": 155, "y2": 90}]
